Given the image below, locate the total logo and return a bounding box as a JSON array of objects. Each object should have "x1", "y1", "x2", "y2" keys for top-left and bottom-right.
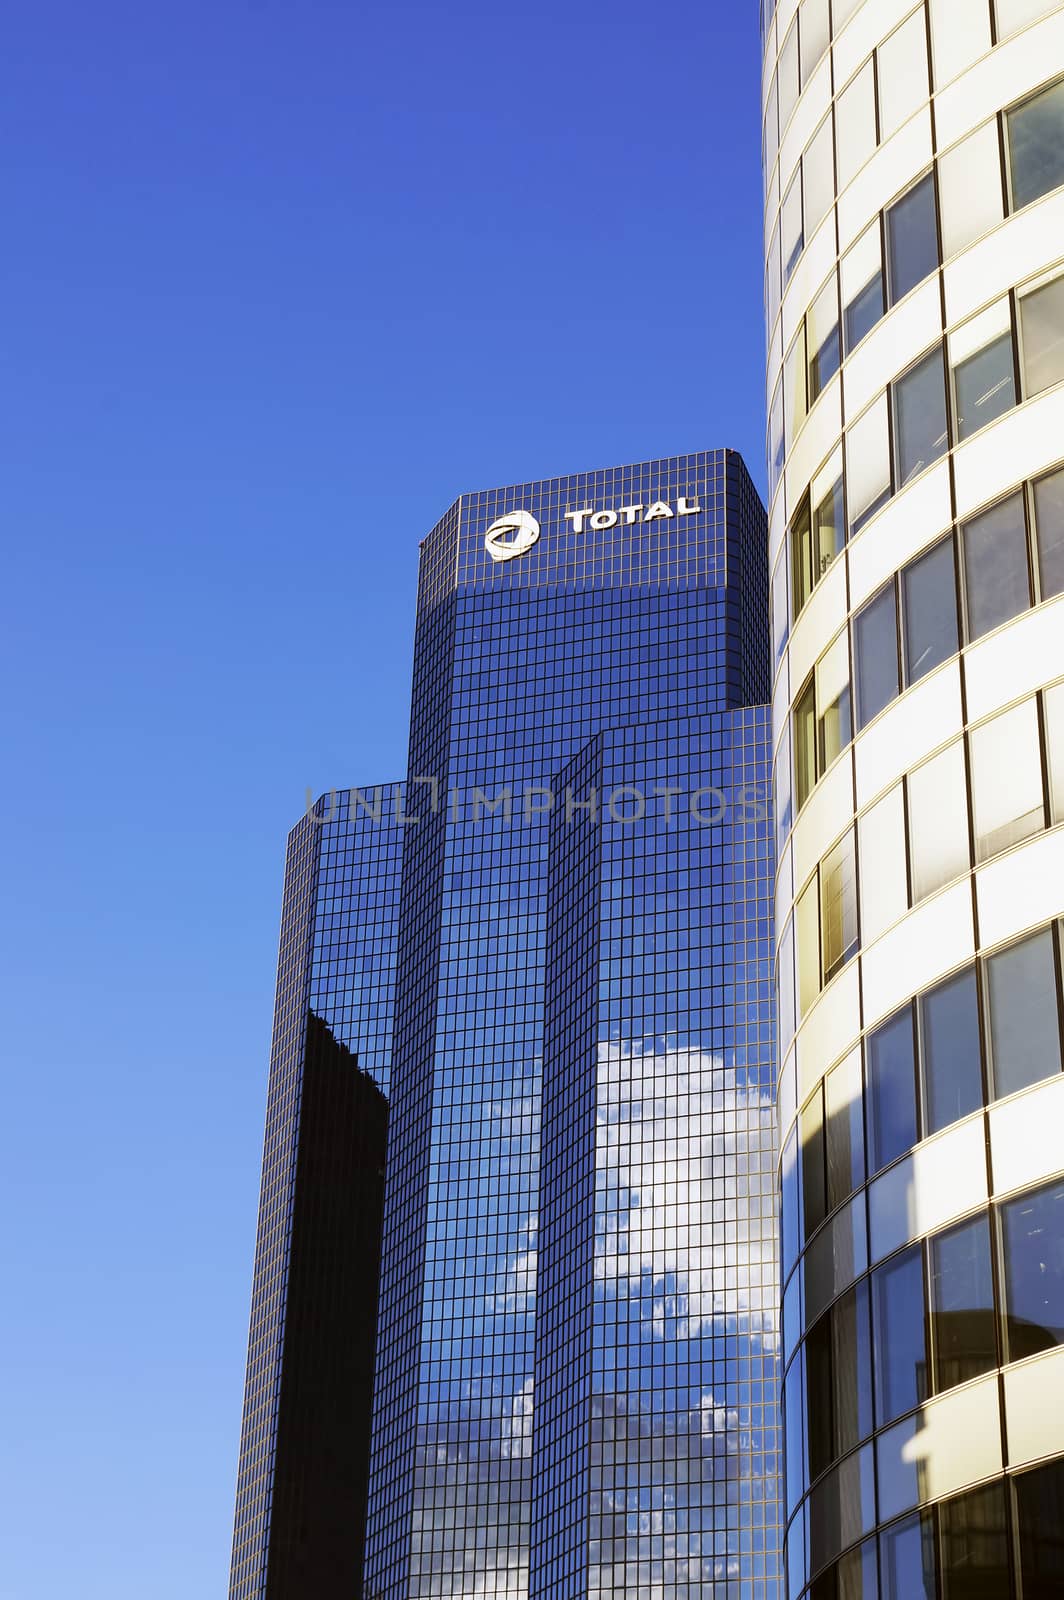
[{"x1": 483, "y1": 495, "x2": 703, "y2": 562}]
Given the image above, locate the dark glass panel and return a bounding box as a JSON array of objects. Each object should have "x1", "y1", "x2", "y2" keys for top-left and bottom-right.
[
  {"x1": 806, "y1": 1311, "x2": 835, "y2": 1482},
  {"x1": 1008, "y1": 77, "x2": 1064, "y2": 210},
  {"x1": 1033, "y1": 464, "x2": 1064, "y2": 600},
  {"x1": 1015, "y1": 1456, "x2": 1064, "y2": 1599},
  {"x1": 886, "y1": 174, "x2": 939, "y2": 305},
  {"x1": 929, "y1": 1214, "x2": 997, "y2": 1392},
  {"x1": 902, "y1": 535, "x2": 958, "y2": 686},
  {"x1": 954, "y1": 333, "x2": 1016, "y2": 440},
  {"x1": 832, "y1": 1280, "x2": 874, "y2": 1456},
  {"x1": 1002, "y1": 1179, "x2": 1064, "y2": 1360},
  {"x1": 879, "y1": 1511, "x2": 936, "y2": 1600},
  {"x1": 802, "y1": 1088, "x2": 827, "y2": 1239},
  {"x1": 866, "y1": 1007, "x2": 918, "y2": 1176},
  {"x1": 894, "y1": 346, "x2": 949, "y2": 487},
  {"x1": 854, "y1": 585, "x2": 900, "y2": 730},
  {"x1": 939, "y1": 1481, "x2": 1011, "y2": 1600},
  {"x1": 845, "y1": 271, "x2": 885, "y2": 352},
  {"x1": 986, "y1": 928, "x2": 1062, "y2": 1099},
  {"x1": 871, "y1": 1245, "x2": 928, "y2": 1424},
  {"x1": 920, "y1": 966, "x2": 983, "y2": 1136},
  {"x1": 963, "y1": 491, "x2": 1030, "y2": 641}
]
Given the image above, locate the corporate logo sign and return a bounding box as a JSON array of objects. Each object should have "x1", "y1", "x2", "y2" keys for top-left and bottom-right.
[{"x1": 484, "y1": 496, "x2": 702, "y2": 562}]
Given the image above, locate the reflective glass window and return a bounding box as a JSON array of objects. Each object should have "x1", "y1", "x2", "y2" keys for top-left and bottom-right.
[
  {"x1": 782, "y1": 1123, "x2": 800, "y2": 1277},
  {"x1": 954, "y1": 332, "x2": 1016, "y2": 440},
  {"x1": 939, "y1": 1481, "x2": 1011, "y2": 1600},
  {"x1": 894, "y1": 346, "x2": 949, "y2": 487},
  {"x1": 880, "y1": 1511, "x2": 937, "y2": 1598},
  {"x1": 802, "y1": 1089, "x2": 827, "y2": 1239},
  {"x1": 783, "y1": 168, "x2": 804, "y2": 284},
  {"x1": 800, "y1": 0, "x2": 830, "y2": 82},
  {"x1": 963, "y1": 491, "x2": 1030, "y2": 641},
  {"x1": 970, "y1": 697, "x2": 1044, "y2": 862},
  {"x1": 783, "y1": 1346, "x2": 805, "y2": 1516},
  {"x1": 854, "y1": 584, "x2": 899, "y2": 729},
  {"x1": 808, "y1": 274, "x2": 841, "y2": 403},
  {"x1": 772, "y1": 548, "x2": 789, "y2": 665},
  {"x1": 1008, "y1": 76, "x2": 1064, "y2": 211},
  {"x1": 797, "y1": 871, "x2": 821, "y2": 1014},
  {"x1": 804, "y1": 114, "x2": 835, "y2": 240},
  {"x1": 1020, "y1": 273, "x2": 1064, "y2": 397},
  {"x1": 838, "y1": 1538, "x2": 879, "y2": 1600},
  {"x1": 825, "y1": 1049, "x2": 866, "y2": 1210},
  {"x1": 878, "y1": 11, "x2": 930, "y2": 143},
  {"x1": 886, "y1": 174, "x2": 940, "y2": 306},
  {"x1": 843, "y1": 221, "x2": 884, "y2": 353},
  {"x1": 930, "y1": 1214, "x2": 997, "y2": 1393},
  {"x1": 872, "y1": 1244, "x2": 928, "y2": 1422},
  {"x1": 769, "y1": 376, "x2": 784, "y2": 500},
  {"x1": 792, "y1": 495, "x2": 814, "y2": 617},
  {"x1": 908, "y1": 740, "x2": 969, "y2": 902},
  {"x1": 1002, "y1": 1178, "x2": 1064, "y2": 1360},
  {"x1": 903, "y1": 534, "x2": 958, "y2": 685},
  {"x1": 866, "y1": 1007, "x2": 917, "y2": 1175},
  {"x1": 938, "y1": 121, "x2": 1005, "y2": 258},
  {"x1": 920, "y1": 966, "x2": 983, "y2": 1135},
  {"x1": 816, "y1": 631, "x2": 852, "y2": 775},
  {"x1": 1044, "y1": 680, "x2": 1064, "y2": 824},
  {"x1": 795, "y1": 675, "x2": 817, "y2": 809},
  {"x1": 1015, "y1": 1456, "x2": 1064, "y2": 1599},
  {"x1": 837, "y1": 60, "x2": 877, "y2": 189},
  {"x1": 1033, "y1": 464, "x2": 1064, "y2": 599},
  {"x1": 860, "y1": 784, "x2": 907, "y2": 943},
  {"x1": 995, "y1": 0, "x2": 1058, "y2": 37},
  {"x1": 832, "y1": 1280, "x2": 874, "y2": 1457},
  {"x1": 987, "y1": 928, "x2": 1062, "y2": 1099},
  {"x1": 815, "y1": 474, "x2": 846, "y2": 577},
  {"x1": 786, "y1": 323, "x2": 808, "y2": 448},
  {"x1": 805, "y1": 1310, "x2": 834, "y2": 1482},
  {"x1": 847, "y1": 392, "x2": 891, "y2": 532},
  {"x1": 821, "y1": 829, "x2": 858, "y2": 982}
]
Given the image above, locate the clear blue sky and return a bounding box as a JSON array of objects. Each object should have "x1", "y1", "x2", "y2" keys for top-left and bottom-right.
[{"x1": 0, "y1": 4, "x2": 765, "y2": 1594}]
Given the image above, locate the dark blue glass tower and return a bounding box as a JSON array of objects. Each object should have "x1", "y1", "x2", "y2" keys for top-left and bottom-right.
[
  {"x1": 364, "y1": 452, "x2": 780, "y2": 1598},
  {"x1": 230, "y1": 451, "x2": 781, "y2": 1600}
]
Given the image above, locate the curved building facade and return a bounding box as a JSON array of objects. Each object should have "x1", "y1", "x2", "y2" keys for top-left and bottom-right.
[{"x1": 761, "y1": 2, "x2": 1064, "y2": 1596}]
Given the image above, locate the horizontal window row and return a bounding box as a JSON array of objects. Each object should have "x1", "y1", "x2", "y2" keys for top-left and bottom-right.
[
  {"x1": 767, "y1": 70, "x2": 1064, "y2": 503},
  {"x1": 781, "y1": 462, "x2": 1064, "y2": 828},
  {"x1": 782, "y1": 917, "x2": 1064, "y2": 1283},
  {"x1": 784, "y1": 1174, "x2": 1064, "y2": 1500},
  {"x1": 794, "y1": 1456, "x2": 1064, "y2": 1600},
  {"x1": 791, "y1": 674, "x2": 1064, "y2": 1018}
]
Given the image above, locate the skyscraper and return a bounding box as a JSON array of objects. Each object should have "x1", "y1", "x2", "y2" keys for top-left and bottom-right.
[
  {"x1": 230, "y1": 452, "x2": 783, "y2": 1599},
  {"x1": 762, "y1": 1, "x2": 1064, "y2": 1595}
]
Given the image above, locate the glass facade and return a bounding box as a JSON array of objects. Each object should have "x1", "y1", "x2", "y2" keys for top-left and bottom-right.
[
  {"x1": 364, "y1": 453, "x2": 780, "y2": 1599},
  {"x1": 764, "y1": 2, "x2": 1064, "y2": 1597}
]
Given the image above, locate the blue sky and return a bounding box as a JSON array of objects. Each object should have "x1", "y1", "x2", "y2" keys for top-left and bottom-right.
[{"x1": 0, "y1": 3, "x2": 766, "y2": 1594}]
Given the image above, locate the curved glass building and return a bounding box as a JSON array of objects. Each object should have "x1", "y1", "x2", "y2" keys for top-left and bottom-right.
[{"x1": 762, "y1": 1, "x2": 1064, "y2": 1595}]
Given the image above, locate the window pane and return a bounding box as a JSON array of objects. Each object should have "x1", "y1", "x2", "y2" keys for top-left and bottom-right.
[
  {"x1": 783, "y1": 168, "x2": 804, "y2": 284},
  {"x1": 786, "y1": 323, "x2": 808, "y2": 447},
  {"x1": 821, "y1": 829, "x2": 858, "y2": 981},
  {"x1": 825, "y1": 1049, "x2": 866, "y2": 1210},
  {"x1": 903, "y1": 535, "x2": 958, "y2": 685},
  {"x1": 886, "y1": 174, "x2": 939, "y2": 306},
  {"x1": 908, "y1": 740, "x2": 969, "y2": 902},
  {"x1": 769, "y1": 376, "x2": 784, "y2": 500},
  {"x1": 804, "y1": 113, "x2": 835, "y2": 240},
  {"x1": 802, "y1": 1088, "x2": 827, "y2": 1239},
  {"x1": 930, "y1": 1215, "x2": 997, "y2": 1392},
  {"x1": 797, "y1": 872, "x2": 821, "y2": 1014},
  {"x1": 776, "y1": 720, "x2": 795, "y2": 851},
  {"x1": 837, "y1": 60, "x2": 877, "y2": 189},
  {"x1": 1015, "y1": 1457, "x2": 1064, "y2": 1600},
  {"x1": 894, "y1": 346, "x2": 949, "y2": 486},
  {"x1": 832, "y1": 1280, "x2": 874, "y2": 1456},
  {"x1": 877, "y1": 11, "x2": 930, "y2": 144},
  {"x1": 954, "y1": 332, "x2": 1017, "y2": 440},
  {"x1": 996, "y1": 0, "x2": 1058, "y2": 37},
  {"x1": 845, "y1": 271, "x2": 885, "y2": 353},
  {"x1": 772, "y1": 549, "x2": 789, "y2": 665},
  {"x1": 1008, "y1": 76, "x2": 1064, "y2": 211},
  {"x1": 939, "y1": 1482, "x2": 1010, "y2": 1600},
  {"x1": 815, "y1": 475, "x2": 846, "y2": 576},
  {"x1": 1045, "y1": 680, "x2": 1064, "y2": 824},
  {"x1": 792, "y1": 496, "x2": 814, "y2": 617},
  {"x1": 779, "y1": 16, "x2": 800, "y2": 130},
  {"x1": 800, "y1": 0, "x2": 831, "y2": 82},
  {"x1": 767, "y1": 215, "x2": 782, "y2": 335},
  {"x1": 872, "y1": 1246, "x2": 928, "y2": 1423},
  {"x1": 866, "y1": 1007, "x2": 917, "y2": 1174},
  {"x1": 848, "y1": 395, "x2": 891, "y2": 533},
  {"x1": 920, "y1": 966, "x2": 983, "y2": 1135},
  {"x1": 860, "y1": 784, "x2": 907, "y2": 943},
  {"x1": 816, "y1": 630, "x2": 852, "y2": 773},
  {"x1": 782, "y1": 1123, "x2": 800, "y2": 1277},
  {"x1": 783, "y1": 1343, "x2": 805, "y2": 1515},
  {"x1": 1002, "y1": 1178, "x2": 1064, "y2": 1360},
  {"x1": 939, "y1": 121, "x2": 1005, "y2": 258},
  {"x1": 1034, "y1": 464, "x2": 1064, "y2": 599},
  {"x1": 1020, "y1": 274, "x2": 1064, "y2": 396},
  {"x1": 838, "y1": 1538, "x2": 879, "y2": 1600},
  {"x1": 796, "y1": 676, "x2": 817, "y2": 808},
  {"x1": 842, "y1": 221, "x2": 884, "y2": 353},
  {"x1": 970, "y1": 697, "x2": 1044, "y2": 861},
  {"x1": 963, "y1": 491, "x2": 1030, "y2": 640},
  {"x1": 987, "y1": 928, "x2": 1062, "y2": 1098},
  {"x1": 854, "y1": 585, "x2": 899, "y2": 729},
  {"x1": 808, "y1": 274, "x2": 841, "y2": 402},
  {"x1": 805, "y1": 1310, "x2": 834, "y2": 1481}
]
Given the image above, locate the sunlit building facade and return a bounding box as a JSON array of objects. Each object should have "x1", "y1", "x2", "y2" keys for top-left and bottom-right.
[
  {"x1": 363, "y1": 453, "x2": 781, "y2": 1600},
  {"x1": 762, "y1": 0, "x2": 1064, "y2": 1595}
]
